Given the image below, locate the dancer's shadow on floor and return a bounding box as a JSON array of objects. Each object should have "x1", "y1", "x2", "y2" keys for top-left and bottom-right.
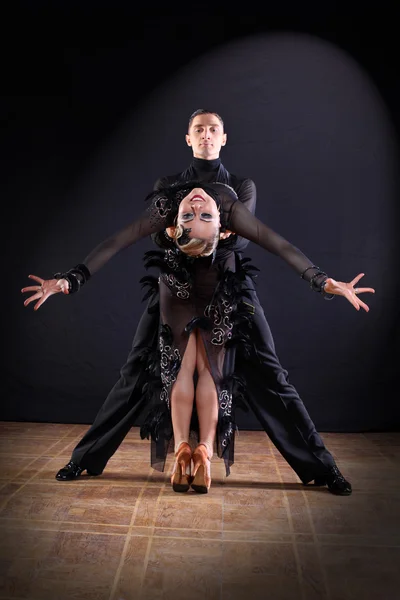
[{"x1": 72, "y1": 472, "x2": 329, "y2": 493}]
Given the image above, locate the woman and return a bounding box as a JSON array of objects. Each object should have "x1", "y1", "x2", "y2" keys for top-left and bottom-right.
[{"x1": 22, "y1": 181, "x2": 375, "y2": 493}]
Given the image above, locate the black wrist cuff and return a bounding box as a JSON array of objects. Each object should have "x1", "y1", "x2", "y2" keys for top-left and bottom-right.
[
  {"x1": 320, "y1": 280, "x2": 335, "y2": 300},
  {"x1": 73, "y1": 263, "x2": 91, "y2": 282},
  {"x1": 52, "y1": 263, "x2": 91, "y2": 295}
]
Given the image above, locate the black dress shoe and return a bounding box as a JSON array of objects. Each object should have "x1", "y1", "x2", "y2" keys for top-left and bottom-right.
[
  {"x1": 314, "y1": 465, "x2": 352, "y2": 496},
  {"x1": 55, "y1": 461, "x2": 101, "y2": 481}
]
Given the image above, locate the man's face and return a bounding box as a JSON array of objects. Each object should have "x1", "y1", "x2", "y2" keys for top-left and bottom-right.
[{"x1": 185, "y1": 113, "x2": 227, "y2": 160}]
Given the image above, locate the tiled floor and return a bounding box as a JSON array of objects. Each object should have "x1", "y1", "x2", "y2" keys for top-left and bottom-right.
[{"x1": 0, "y1": 423, "x2": 399, "y2": 600}]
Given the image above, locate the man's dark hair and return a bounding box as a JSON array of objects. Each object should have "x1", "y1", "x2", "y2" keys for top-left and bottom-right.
[{"x1": 188, "y1": 109, "x2": 224, "y2": 132}]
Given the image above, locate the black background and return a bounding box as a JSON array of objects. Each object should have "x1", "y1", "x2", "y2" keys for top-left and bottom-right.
[{"x1": 2, "y1": 2, "x2": 399, "y2": 430}]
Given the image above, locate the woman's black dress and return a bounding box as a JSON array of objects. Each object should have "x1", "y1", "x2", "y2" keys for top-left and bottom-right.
[{"x1": 79, "y1": 182, "x2": 328, "y2": 475}]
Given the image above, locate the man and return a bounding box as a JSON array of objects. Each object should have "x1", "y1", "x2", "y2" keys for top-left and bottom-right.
[{"x1": 56, "y1": 109, "x2": 351, "y2": 495}]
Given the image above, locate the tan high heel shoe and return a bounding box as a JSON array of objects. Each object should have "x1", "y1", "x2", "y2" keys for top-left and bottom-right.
[
  {"x1": 170, "y1": 442, "x2": 192, "y2": 493},
  {"x1": 191, "y1": 444, "x2": 211, "y2": 494}
]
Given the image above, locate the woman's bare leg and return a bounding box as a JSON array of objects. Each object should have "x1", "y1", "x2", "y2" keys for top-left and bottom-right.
[
  {"x1": 195, "y1": 330, "x2": 218, "y2": 459},
  {"x1": 170, "y1": 331, "x2": 197, "y2": 452}
]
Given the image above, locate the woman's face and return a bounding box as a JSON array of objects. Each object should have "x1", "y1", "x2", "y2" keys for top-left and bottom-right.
[{"x1": 177, "y1": 187, "x2": 220, "y2": 238}]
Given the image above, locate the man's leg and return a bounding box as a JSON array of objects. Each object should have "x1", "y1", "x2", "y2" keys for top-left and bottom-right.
[
  {"x1": 237, "y1": 293, "x2": 351, "y2": 494},
  {"x1": 56, "y1": 301, "x2": 159, "y2": 480}
]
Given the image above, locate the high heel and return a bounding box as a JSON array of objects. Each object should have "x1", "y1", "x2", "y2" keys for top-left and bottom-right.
[
  {"x1": 191, "y1": 444, "x2": 211, "y2": 494},
  {"x1": 171, "y1": 442, "x2": 192, "y2": 493}
]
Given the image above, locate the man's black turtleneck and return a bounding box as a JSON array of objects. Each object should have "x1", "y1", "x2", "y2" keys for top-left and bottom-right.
[{"x1": 191, "y1": 157, "x2": 221, "y2": 173}]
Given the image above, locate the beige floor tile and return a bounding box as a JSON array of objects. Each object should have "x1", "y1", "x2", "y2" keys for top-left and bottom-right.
[
  {"x1": 111, "y1": 534, "x2": 150, "y2": 600},
  {"x1": 0, "y1": 527, "x2": 125, "y2": 600},
  {"x1": 223, "y1": 532, "x2": 294, "y2": 543},
  {"x1": 233, "y1": 442, "x2": 274, "y2": 457},
  {"x1": 133, "y1": 487, "x2": 163, "y2": 528},
  {"x1": 139, "y1": 537, "x2": 223, "y2": 600},
  {"x1": 276, "y1": 465, "x2": 303, "y2": 484},
  {"x1": 154, "y1": 496, "x2": 223, "y2": 532},
  {"x1": 320, "y1": 544, "x2": 400, "y2": 600},
  {"x1": 296, "y1": 543, "x2": 329, "y2": 599},
  {"x1": 379, "y1": 448, "x2": 400, "y2": 462},
  {"x1": 307, "y1": 492, "x2": 400, "y2": 539},
  {"x1": 0, "y1": 482, "x2": 138, "y2": 526},
  {"x1": 0, "y1": 422, "x2": 76, "y2": 438},
  {"x1": 363, "y1": 432, "x2": 400, "y2": 446},
  {"x1": 223, "y1": 487, "x2": 282, "y2": 507},
  {"x1": 154, "y1": 527, "x2": 223, "y2": 540},
  {"x1": 342, "y1": 462, "x2": 400, "y2": 493},
  {"x1": 40, "y1": 438, "x2": 86, "y2": 456},
  {"x1": 225, "y1": 461, "x2": 279, "y2": 486},
  {"x1": 221, "y1": 541, "x2": 300, "y2": 600},
  {"x1": 235, "y1": 430, "x2": 269, "y2": 443},
  {"x1": 0, "y1": 437, "x2": 63, "y2": 457},
  {"x1": 0, "y1": 517, "x2": 130, "y2": 535},
  {"x1": 0, "y1": 482, "x2": 24, "y2": 501},
  {"x1": 223, "y1": 494, "x2": 291, "y2": 534},
  {"x1": 286, "y1": 491, "x2": 313, "y2": 533},
  {"x1": 107, "y1": 438, "x2": 150, "y2": 459},
  {"x1": 0, "y1": 456, "x2": 52, "y2": 481},
  {"x1": 32, "y1": 457, "x2": 153, "y2": 484}
]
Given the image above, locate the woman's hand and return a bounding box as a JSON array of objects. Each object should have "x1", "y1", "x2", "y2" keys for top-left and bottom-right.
[
  {"x1": 21, "y1": 274, "x2": 69, "y2": 311},
  {"x1": 219, "y1": 229, "x2": 235, "y2": 240},
  {"x1": 323, "y1": 273, "x2": 375, "y2": 312}
]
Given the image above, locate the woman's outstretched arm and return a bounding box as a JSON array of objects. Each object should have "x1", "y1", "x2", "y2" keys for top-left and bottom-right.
[
  {"x1": 22, "y1": 193, "x2": 172, "y2": 310},
  {"x1": 227, "y1": 198, "x2": 375, "y2": 311}
]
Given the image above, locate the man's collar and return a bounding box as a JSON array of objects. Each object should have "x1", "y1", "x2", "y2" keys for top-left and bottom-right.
[{"x1": 191, "y1": 157, "x2": 221, "y2": 171}]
